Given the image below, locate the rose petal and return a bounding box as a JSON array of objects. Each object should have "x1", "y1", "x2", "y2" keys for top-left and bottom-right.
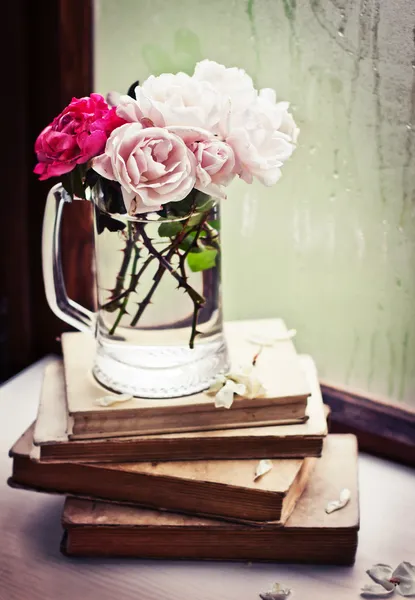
[
  {"x1": 366, "y1": 565, "x2": 395, "y2": 590},
  {"x1": 393, "y1": 562, "x2": 415, "y2": 596},
  {"x1": 247, "y1": 329, "x2": 297, "y2": 346},
  {"x1": 207, "y1": 375, "x2": 227, "y2": 394},
  {"x1": 95, "y1": 393, "x2": 133, "y2": 407},
  {"x1": 254, "y1": 459, "x2": 273, "y2": 481},
  {"x1": 325, "y1": 488, "x2": 351, "y2": 514},
  {"x1": 214, "y1": 379, "x2": 246, "y2": 409},
  {"x1": 260, "y1": 587, "x2": 291, "y2": 600},
  {"x1": 360, "y1": 584, "x2": 395, "y2": 598}
]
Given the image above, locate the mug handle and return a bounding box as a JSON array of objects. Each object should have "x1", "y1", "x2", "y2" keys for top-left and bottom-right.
[{"x1": 42, "y1": 183, "x2": 97, "y2": 335}]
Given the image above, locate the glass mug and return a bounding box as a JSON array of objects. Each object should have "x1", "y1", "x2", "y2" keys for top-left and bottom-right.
[{"x1": 42, "y1": 183, "x2": 229, "y2": 398}]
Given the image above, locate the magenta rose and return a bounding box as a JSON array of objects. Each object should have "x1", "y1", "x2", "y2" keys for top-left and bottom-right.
[
  {"x1": 92, "y1": 123, "x2": 196, "y2": 215},
  {"x1": 34, "y1": 94, "x2": 125, "y2": 180}
]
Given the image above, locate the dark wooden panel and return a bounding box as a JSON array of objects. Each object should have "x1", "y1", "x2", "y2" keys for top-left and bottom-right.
[
  {"x1": 0, "y1": 0, "x2": 94, "y2": 380},
  {"x1": 0, "y1": 0, "x2": 32, "y2": 378},
  {"x1": 321, "y1": 382, "x2": 415, "y2": 467}
]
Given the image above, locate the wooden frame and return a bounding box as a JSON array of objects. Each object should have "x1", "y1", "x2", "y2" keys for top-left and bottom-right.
[
  {"x1": 322, "y1": 383, "x2": 415, "y2": 466},
  {"x1": 1, "y1": 0, "x2": 94, "y2": 379}
]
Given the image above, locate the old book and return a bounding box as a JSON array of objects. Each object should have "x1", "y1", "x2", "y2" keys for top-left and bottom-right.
[
  {"x1": 10, "y1": 425, "x2": 316, "y2": 525},
  {"x1": 32, "y1": 354, "x2": 327, "y2": 463},
  {"x1": 63, "y1": 319, "x2": 311, "y2": 439},
  {"x1": 61, "y1": 434, "x2": 359, "y2": 565}
]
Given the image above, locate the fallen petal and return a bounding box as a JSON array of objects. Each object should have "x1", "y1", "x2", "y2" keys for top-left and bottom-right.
[
  {"x1": 254, "y1": 459, "x2": 273, "y2": 481},
  {"x1": 367, "y1": 565, "x2": 395, "y2": 591},
  {"x1": 95, "y1": 393, "x2": 133, "y2": 407},
  {"x1": 259, "y1": 583, "x2": 292, "y2": 600},
  {"x1": 392, "y1": 562, "x2": 415, "y2": 596},
  {"x1": 325, "y1": 488, "x2": 351, "y2": 514},
  {"x1": 227, "y1": 367, "x2": 266, "y2": 399},
  {"x1": 214, "y1": 380, "x2": 246, "y2": 409},
  {"x1": 245, "y1": 377, "x2": 267, "y2": 399},
  {"x1": 360, "y1": 584, "x2": 395, "y2": 598},
  {"x1": 247, "y1": 329, "x2": 297, "y2": 347},
  {"x1": 207, "y1": 375, "x2": 227, "y2": 394}
]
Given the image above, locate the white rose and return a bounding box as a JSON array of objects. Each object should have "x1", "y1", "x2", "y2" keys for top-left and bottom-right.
[
  {"x1": 226, "y1": 89, "x2": 298, "y2": 185},
  {"x1": 227, "y1": 124, "x2": 294, "y2": 186},
  {"x1": 194, "y1": 59, "x2": 257, "y2": 114},
  {"x1": 257, "y1": 88, "x2": 299, "y2": 142},
  {"x1": 138, "y1": 72, "x2": 223, "y2": 132}
]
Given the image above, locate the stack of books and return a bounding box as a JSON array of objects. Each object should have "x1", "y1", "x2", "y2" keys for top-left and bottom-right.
[{"x1": 8, "y1": 319, "x2": 359, "y2": 564}]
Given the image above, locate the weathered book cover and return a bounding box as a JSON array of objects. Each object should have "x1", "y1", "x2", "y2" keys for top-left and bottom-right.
[
  {"x1": 10, "y1": 425, "x2": 315, "y2": 525},
  {"x1": 61, "y1": 435, "x2": 359, "y2": 565},
  {"x1": 32, "y1": 354, "x2": 327, "y2": 463},
  {"x1": 63, "y1": 319, "x2": 310, "y2": 439}
]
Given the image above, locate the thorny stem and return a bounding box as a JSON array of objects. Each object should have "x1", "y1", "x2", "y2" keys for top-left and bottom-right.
[
  {"x1": 130, "y1": 259, "x2": 167, "y2": 327},
  {"x1": 102, "y1": 247, "x2": 169, "y2": 310},
  {"x1": 176, "y1": 216, "x2": 209, "y2": 348},
  {"x1": 138, "y1": 224, "x2": 205, "y2": 305},
  {"x1": 107, "y1": 221, "x2": 135, "y2": 310},
  {"x1": 106, "y1": 209, "x2": 214, "y2": 347},
  {"x1": 108, "y1": 243, "x2": 140, "y2": 335},
  {"x1": 129, "y1": 224, "x2": 201, "y2": 328}
]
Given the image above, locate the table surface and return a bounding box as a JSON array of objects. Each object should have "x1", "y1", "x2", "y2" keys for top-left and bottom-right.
[{"x1": 0, "y1": 357, "x2": 414, "y2": 600}]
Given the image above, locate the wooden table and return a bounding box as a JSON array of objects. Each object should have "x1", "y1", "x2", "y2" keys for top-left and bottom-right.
[{"x1": 0, "y1": 358, "x2": 414, "y2": 600}]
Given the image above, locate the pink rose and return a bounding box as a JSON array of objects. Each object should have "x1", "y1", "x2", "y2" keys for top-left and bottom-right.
[
  {"x1": 190, "y1": 139, "x2": 235, "y2": 199},
  {"x1": 168, "y1": 126, "x2": 235, "y2": 200},
  {"x1": 115, "y1": 93, "x2": 166, "y2": 128},
  {"x1": 92, "y1": 123, "x2": 196, "y2": 215},
  {"x1": 34, "y1": 94, "x2": 125, "y2": 180}
]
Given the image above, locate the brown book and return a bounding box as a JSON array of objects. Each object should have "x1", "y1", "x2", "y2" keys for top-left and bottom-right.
[
  {"x1": 32, "y1": 354, "x2": 327, "y2": 463},
  {"x1": 10, "y1": 425, "x2": 315, "y2": 525},
  {"x1": 61, "y1": 434, "x2": 359, "y2": 565},
  {"x1": 63, "y1": 319, "x2": 311, "y2": 439}
]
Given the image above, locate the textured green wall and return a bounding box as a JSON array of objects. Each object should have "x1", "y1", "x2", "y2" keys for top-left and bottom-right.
[{"x1": 94, "y1": 0, "x2": 415, "y2": 405}]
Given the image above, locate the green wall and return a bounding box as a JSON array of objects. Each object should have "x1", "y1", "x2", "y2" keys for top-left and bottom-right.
[{"x1": 94, "y1": 0, "x2": 415, "y2": 405}]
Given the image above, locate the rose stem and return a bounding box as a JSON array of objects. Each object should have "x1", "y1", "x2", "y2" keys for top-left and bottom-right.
[
  {"x1": 103, "y1": 251, "x2": 161, "y2": 310},
  {"x1": 138, "y1": 225, "x2": 205, "y2": 305},
  {"x1": 189, "y1": 304, "x2": 202, "y2": 349},
  {"x1": 106, "y1": 221, "x2": 135, "y2": 309},
  {"x1": 129, "y1": 223, "x2": 200, "y2": 327},
  {"x1": 129, "y1": 259, "x2": 167, "y2": 327},
  {"x1": 108, "y1": 243, "x2": 141, "y2": 335},
  {"x1": 175, "y1": 217, "x2": 209, "y2": 348}
]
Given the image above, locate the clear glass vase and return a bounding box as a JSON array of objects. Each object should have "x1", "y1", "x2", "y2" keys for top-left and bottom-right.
[{"x1": 42, "y1": 183, "x2": 229, "y2": 398}]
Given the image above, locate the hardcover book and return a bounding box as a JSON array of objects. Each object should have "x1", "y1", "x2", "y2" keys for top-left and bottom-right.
[
  {"x1": 10, "y1": 425, "x2": 316, "y2": 525},
  {"x1": 62, "y1": 319, "x2": 311, "y2": 439},
  {"x1": 32, "y1": 354, "x2": 327, "y2": 463},
  {"x1": 61, "y1": 435, "x2": 359, "y2": 565}
]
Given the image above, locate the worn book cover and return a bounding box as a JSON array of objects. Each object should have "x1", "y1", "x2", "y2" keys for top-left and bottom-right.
[
  {"x1": 63, "y1": 319, "x2": 311, "y2": 439},
  {"x1": 32, "y1": 354, "x2": 327, "y2": 463},
  {"x1": 10, "y1": 425, "x2": 316, "y2": 525},
  {"x1": 61, "y1": 435, "x2": 359, "y2": 565}
]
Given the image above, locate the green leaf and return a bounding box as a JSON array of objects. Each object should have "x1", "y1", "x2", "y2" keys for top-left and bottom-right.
[
  {"x1": 178, "y1": 232, "x2": 196, "y2": 252},
  {"x1": 195, "y1": 196, "x2": 216, "y2": 212},
  {"x1": 187, "y1": 213, "x2": 204, "y2": 227},
  {"x1": 187, "y1": 247, "x2": 218, "y2": 272},
  {"x1": 208, "y1": 219, "x2": 220, "y2": 231},
  {"x1": 158, "y1": 221, "x2": 183, "y2": 238},
  {"x1": 178, "y1": 228, "x2": 208, "y2": 251}
]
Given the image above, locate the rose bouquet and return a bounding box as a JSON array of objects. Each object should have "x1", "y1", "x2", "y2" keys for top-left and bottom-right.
[{"x1": 35, "y1": 60, "x2": 298, "y2": 349}]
